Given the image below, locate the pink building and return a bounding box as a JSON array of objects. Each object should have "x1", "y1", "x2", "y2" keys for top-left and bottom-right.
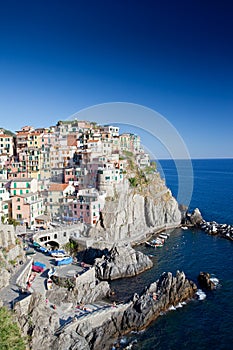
[
  {"x1": 11, "y1": 193, "x2": 44, "y2": 227},
  {"x1": 64, "y1": 188, "x2": 106, "y2": 226}
]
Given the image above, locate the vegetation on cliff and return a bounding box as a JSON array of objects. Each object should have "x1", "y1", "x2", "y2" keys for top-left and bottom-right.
[{"x1": 0, "y1": 307, "x2": 26, "y2": 350}]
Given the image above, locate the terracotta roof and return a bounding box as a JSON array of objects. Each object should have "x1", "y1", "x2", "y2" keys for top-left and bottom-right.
[
  {"x1": 0, "y1": 134, "x2": 13, "y2": 138},
  {"x1": 49, "y1": 183, "x2": 69, "y2": 192},
  {"x1": 16, "y1": 132, "x2": 29, "y2": 136}
]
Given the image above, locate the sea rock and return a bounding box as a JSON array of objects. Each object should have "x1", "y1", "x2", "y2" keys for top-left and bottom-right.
[
  {"x1": 94, "y1": 243, "x2": 153, "y2": 280},
  {"x1": 56, "y1": 271, "x2": 196, "y2": 350},
  {"x1": 198, "y1": 272, "x2": 216, "y2": 290},
  {"x1": 188, "y1": 208, "x2": 203, "y2": 226},
  {"x1": 13, "y1": 271, "x2": 196, "y2": 350}
]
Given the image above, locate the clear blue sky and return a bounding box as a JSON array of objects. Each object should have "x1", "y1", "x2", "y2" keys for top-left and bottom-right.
[{"x1": 0, "y1": 0, "x2": 232, "y2": 158}]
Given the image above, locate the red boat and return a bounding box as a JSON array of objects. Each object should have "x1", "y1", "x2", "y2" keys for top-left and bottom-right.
[{"x1": 32, "y1": 264, "x2": 44, "y2": 273}]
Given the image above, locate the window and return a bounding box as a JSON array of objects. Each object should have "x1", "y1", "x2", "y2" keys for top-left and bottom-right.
[
  {"x1": 54, "y1": 234, "x2": 57, "y2": 239},
  {"x1": 17, "y1": 206, "x2": 20, "y2": 210},
  {"x1": 20, "y1": 189, "x2": 23, "y2": 195},
  {"x1": 13, "y1": 190, "x2": 16, "y2": 195},
  {"x1": 17, "y1": 198, "x2": 20, "y2": 202},
  {"x1": 17, "y1": 214, "x2": 22, "y2": 219},
  {"x1": 13, "y1": 183, "x2": 17, "y2": 188},
  {"x1": 63, "y1": 232, "x2": 66, "y2": 237}
]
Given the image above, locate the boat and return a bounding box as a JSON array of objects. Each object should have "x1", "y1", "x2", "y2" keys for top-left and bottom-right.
[
  {"x1": 39, "y1": 246, "x2": 48, "y2": 253},
  {"x1": 26, "y1": 250, "x2": 36, "y2": 256},
  {"x1": 33, "y1": 261, "x2": 46, "y2": 269},
  {"x1": 51, "y1": 252, "x2": 67, "y2": 258},
  {"x1": 145, "y1": 239, "x2": 164, "y2": 248},
  {"x1": 48, "y1": 249, "x2": 65, "y2": 256},
  {"x1": 46, "y1": 278, "x2": 53, "y2": 290},
  {"x1": 56, "y1": 256, "x2": 73, "y2": 266},
  {"x1": 32, "y1": 264, "x2": 44, "y2": 273},
  {"x1": 48, "y1": 267, "x2": 56, "y2": 278},
  {"x1": 181, "y1": 226, "x2": 188, "y2": 230},
  {"x1": 55, "y1": 255, "x2": 71, "y2": 261},
  {"x1": 158, "y1": 233, "x2": 169, "y2": 240},
  {"x1": 33, "y1": 241, "x2": 41, "y2": 248}
]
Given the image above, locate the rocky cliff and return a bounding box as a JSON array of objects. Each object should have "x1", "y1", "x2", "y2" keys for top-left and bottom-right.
[
  {"x1": 14, "y1": 271, "x2": 196, "y2": 350},
  {"x1": 0, "y1": 224, "x2": 25, "y2": 290},
  {"x1": 95, "y1": 243, "x2": 153, "y2": 280},
  {"x1": 90, "y1": 172, "x2": 181, "y2": 243},
  {"x1": 49, "y1": 267, "x2": 110, "y2": 304}
]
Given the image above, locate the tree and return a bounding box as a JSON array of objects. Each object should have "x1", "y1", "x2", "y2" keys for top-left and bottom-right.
[{"x1": 0, "y1": 307, "x2": 26, "y2": 350}]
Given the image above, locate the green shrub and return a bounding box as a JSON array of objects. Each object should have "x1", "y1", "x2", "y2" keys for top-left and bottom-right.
[
  {"x1": 0, "y1": 307, "x2": 26, "y2": 350},
  {"x1": 128, "y1": 177, "x2": 138, "y2": 187}
]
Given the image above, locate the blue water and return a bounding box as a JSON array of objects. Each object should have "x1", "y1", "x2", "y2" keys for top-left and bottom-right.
[{"x1": 111, "y1": 159, "x2": 233, "y2": 349}]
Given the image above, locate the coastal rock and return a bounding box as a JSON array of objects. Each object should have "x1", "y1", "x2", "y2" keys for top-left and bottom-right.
[
  {"x1": 94, "y1": 243, "x2": 153, "y2": 280},
  {"x1": 49, "y1": 267, "x2": 110, "y2": 304},
  {"x1": 13, "y1": 271, "x2": 196, "y2": 350},
  {"x1": 14, "y1": 293, "x2": 59, "y2": 349},
  {"x1": 89, "y1": 178, "x2": 181, "y2": 243},
  {"x1": 188, "y1": 208, "x2": 203, "y2": 226},
  {"x1": 56, "y1": 271, "x2": 196, "y2": 350},
  {"x1": 198, "y1": 272, "x2": 216, "y2": 290},
  {"x1": 52, "y1": 331, "x2": 90, "y2": 350}
]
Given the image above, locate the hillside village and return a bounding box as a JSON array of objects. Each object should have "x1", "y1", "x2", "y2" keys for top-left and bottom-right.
[{"x1": 0, "y1": 120, "x2": 151, "y2": 230}]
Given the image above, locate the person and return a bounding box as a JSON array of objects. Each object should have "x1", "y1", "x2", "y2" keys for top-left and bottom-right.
[{"x1": 45, "y1": 298, "x2": 48, "y2": 304}]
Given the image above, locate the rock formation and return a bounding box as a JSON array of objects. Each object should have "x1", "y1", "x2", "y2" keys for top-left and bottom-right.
[
  {"x1": 95, "y1": 243, "x2": 153, "y2": 280},
  {"x1": 198, "y1": 272, "x2": 216, "y2": 290},
  {"x1": 89, "y1": 175, "x2": 181, "y2": 243},
  {"x1": 186, "y1": 208, "x2": 203, "y2": 226},
  {"x1": 49, "y1": 267, "x2": 110, "y2": 304},
  {"x1": 14, "y1": 271, "x2": 196, "y2": 350},
  {"x1": 55, "y1": 271, "x2": 197, "y2": 350},
  {"x1": 0, "y1": 224, "x2": 25, "y2": 290}
]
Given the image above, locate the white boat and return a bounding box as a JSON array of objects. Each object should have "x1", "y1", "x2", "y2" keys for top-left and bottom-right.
[
  {"x1": 181, "y1": 226, "x2": 188, "y2": 230},
  {"x1": 158, "y1": 234, "x2": 169, "y2": 240},
  {"x1": 51, "y1": 252, "x2": 67, "y2": 258},
  {"x1": 55, "y1": 255, "x2": 70, "y2": 261}
]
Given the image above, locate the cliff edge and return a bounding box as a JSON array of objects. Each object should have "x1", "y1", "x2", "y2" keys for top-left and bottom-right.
[{"x1": 89, "y1": 170, "x2": 181, "y2": 243}]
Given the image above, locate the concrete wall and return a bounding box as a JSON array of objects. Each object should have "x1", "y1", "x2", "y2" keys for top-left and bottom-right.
[{"x1": 33, "y1": 222, "x2": 87, "y2": 247}]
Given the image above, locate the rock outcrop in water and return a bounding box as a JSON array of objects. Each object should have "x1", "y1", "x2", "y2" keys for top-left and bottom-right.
[
  {"x1": 198, "y1": 272, "x2": 217, "y2": 290},
  {"x1": 186, "y1": 208, "x2": 233, "y2": 241},
  {"x1": 94, "y1": 243, "x2": 153, "y2": 280},
  {"x1": 186, "y1": 208, "x2": 203, "y2": 226},
  {"x1": 14, "y1": 271, "x2": 196, "y2": 350}
]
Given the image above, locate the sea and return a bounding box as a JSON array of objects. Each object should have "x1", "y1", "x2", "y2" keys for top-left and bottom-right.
[{"x1": 110, "y1": 159, "x2": 233, "y2": 350}]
